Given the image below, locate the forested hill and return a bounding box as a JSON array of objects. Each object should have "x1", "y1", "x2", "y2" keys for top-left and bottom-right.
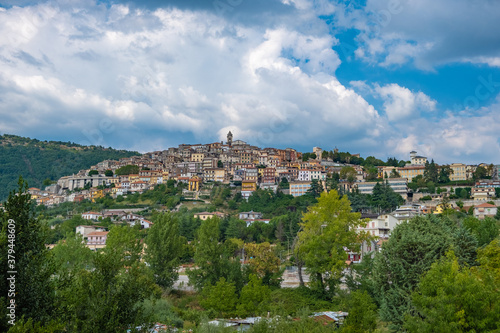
[{"x1": 0, "y1": 134, "x2": 140, "y2": 200}]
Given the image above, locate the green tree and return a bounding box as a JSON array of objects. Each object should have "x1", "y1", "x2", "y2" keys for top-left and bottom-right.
[
  {"x1": 225, "y1": 217, "x2": 247, "y2": 240},
  {"x1": 201, "y1": 277, "x2": 238, "y2": 318},
  {"x1": 371, "y1": 181, "x2": 404, "y2": 212},
  {"x1": 105, "y1": 225, "x2": 143, "y2": 266},
  {"x1": 424, "y1": 160, "x2": 438, "y2": 183},
  {"x1": 340, "y1": 290, "x2": 378, "y2": 333},
  {"x1": 188, "y1": 217, "x2": 227, "y2": 291},
  {"x1": 0, "y1": 178, "x2": 54, "y2": 330},
  {"x1": 365, "y1": 166, "x2": 379, "y2": 181},
  {"x1": 473, "y1": 166, "x2": 488, "y2": 180},
  {"x1": 88, "y1": 169, "x2": 98, "y2": 176},
  {"x1": 306, "y1": 179, "x2": 323, "y2": 198},
  {"x1": 104, "y1": 169, "x2": 113, "y2": 177},
  {"x1": 237, "y1": 274, "x2": 271, "y2": 317},
  {"x1": 115, "y1": 164, "x2": 140, "y2": 176},
  {"x1": 340, "y1": 166, "x2": 357, "y2": 185},
  {"x1": 278, "y1": 177, "x2": 289, "y2": 190},
  {"x1": 325, "y1": 173, "x2": 340, "y2": 191},
  {"x1": 438, "y1": 165, "x2": 453, "y2": 183},
  {"x1": 302, "y1": 152, "x2": 317, "y2": 161},
  {"x1": 389, "y1": 168, "x2": 401, "y2": 178},
  {"x1": 52, "y1": 233, "x2": 93, "y2": 275},
  {"x1": 476, "y1": 238, "x2": 500, "y2": 284},
  {"x1": 463, "y1": 216, "x2": 500, "y2": 247},
  {"x1": 426, "y1": 181, "x2": 436, "y2": 194},
  {"x1": 404, "y1": 251, "x2": 500, "y2": 332},
  {"x1": 297, "y1": 190, "x2": 371, "y2": 295},
  {"x1": 139, "y1": 297, "x2": 183, "y2": 329},
  {"x1": 452, "y1": 227, "x2": 478, "y2": 267},
  {"x1": 217, "y1": 160, "x2": 223, "y2": 168},
  {"x1": 344, "y1": 255, "x2": 376, "y2": 298},
  {"x1": 245, "y1": 242, "x2": 282, "y2": 287},
  {"x1": 146, "y1": 213, "x2": 184, "y2": 289},
  {"x1": 373, "y1": 215, "x2": 457, "y2": 329},
  {"x1": 56, "y1": 244, "x2": 159, "y2": 332}
]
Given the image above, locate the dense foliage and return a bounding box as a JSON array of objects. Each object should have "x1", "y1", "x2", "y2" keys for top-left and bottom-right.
[{"x1": 0, "y1": 134, "x2": 139, "y2": 200}]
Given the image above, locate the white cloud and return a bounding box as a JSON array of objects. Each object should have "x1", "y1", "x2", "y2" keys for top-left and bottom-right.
[
  {"x1": 331, "y1": 0, "x2": 500, "y2": 70},
  {"x1": 387, "y1": 102, "x2": 500, "y2": 164},
  {"x1": 464, "y1": 56, "x2": 500, "y2": 68},
  {"x1": 0, "y1": 1, "x2": 381, "y2": 152},
  {"x1": 350, "y1": 82, "x2": 436, "y2": 122},
  {"x1": 0, "y1": 0, "x2": 499, "y2": 164},
  {"x1": 375, "y1": 84, "x2": 436, "y2": 121}
]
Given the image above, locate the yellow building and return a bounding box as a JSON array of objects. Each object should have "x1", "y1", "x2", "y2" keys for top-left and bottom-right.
[
  {"x1": 128, "y1": 174, "x2": 140, "y2": 182},
  {"x1": 241, "y1": 180, "x2": 257, "y2": 200},
  {"x1": 242, "y1": 180, "x2": 257, "y2": 191},
  {"x1": 90, "y1": 189, "x2": 104, "y2": 202},
  {"x1": 191, "y1": 153, "x2": 205, "y2": 162},
  {"x1": 397, "y1": 165, "x2": 425, "y2": 182},
  {"x1": 379, "y1": 166, "x2": 396, "y2": 178},
  {"x1": 193, "y1": 211, "x2": 225, "y2": 220},
  {"x1": 449, "y1": 163, "x2": 466, "y2": 181},
  {"x1": 240, "y1": 152, "x2": 253, "y2": 164},
  {"x1": 433, "y1": 202, "x2": 453, "y2": 214},
  {"x1": 189, "y1": 176, "x2": 201, "y2": 191},
  {"x1": 204, "y1": 168, "x2": 227, "y2": 182}
]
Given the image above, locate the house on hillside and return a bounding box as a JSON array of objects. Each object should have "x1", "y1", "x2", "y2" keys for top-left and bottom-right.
[
  {"x1": 194, "y1": 212, "x2": 225, "y2": 220},
  {"x1": 76, "y1": 225, "x2": 106, "y2": 238},
  {"x1": 129, "y1": 219, "x2": 153, "y2": 229},
  {"x1": 82, "y1": 211, "x2": 103, "y2": 220},
  {"x1": 239, "y1": 211, "x2": 262, "y2": 220},
  {"x1": 86, "y1": 231, "x2": 109, "y2": 250},
  {"x1": 472, "y1": 187, "x2": 495, "y2": 202},
  {"x1": 474, "y1": 203, "x2": 497, "y2": 220}
]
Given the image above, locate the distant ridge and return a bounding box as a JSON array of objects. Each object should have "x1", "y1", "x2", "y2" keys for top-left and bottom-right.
[{"x1": 0, "y1": 134, "x2": 140, "y2": 200}]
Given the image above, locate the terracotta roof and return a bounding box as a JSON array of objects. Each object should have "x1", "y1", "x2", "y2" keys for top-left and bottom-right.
[
  {"x1": 87, "y1": 231, "x2": 109, "y2": 236},
  {"x1": 475, "y1": 203, "x2": 496, "y2": 208}
]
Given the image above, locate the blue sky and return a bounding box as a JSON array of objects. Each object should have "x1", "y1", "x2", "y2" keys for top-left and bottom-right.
[{"x1": 0, "y1": 0, "x2": 500, "y2": 164}]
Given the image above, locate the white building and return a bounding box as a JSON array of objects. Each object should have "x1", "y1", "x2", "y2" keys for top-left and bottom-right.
[
  {"x1": 474, "y1": 203, "x2": 497, "y2": 220},
  {"x1": 81, "y1": 211, "x2": 103, "y2": 220}
]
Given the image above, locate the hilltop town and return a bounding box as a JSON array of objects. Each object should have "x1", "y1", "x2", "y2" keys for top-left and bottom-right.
[
  {"x1": 21, "y1": 132, "x2": 499, "y2": 257},
  {"x1": 32, "y1": 131, "x2": 499, "y2": 210}
]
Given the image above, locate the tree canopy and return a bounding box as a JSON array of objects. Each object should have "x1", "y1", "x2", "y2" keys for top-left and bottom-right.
[{"x1": 297, "y1": 190, "x2": 371, "y2": 296}]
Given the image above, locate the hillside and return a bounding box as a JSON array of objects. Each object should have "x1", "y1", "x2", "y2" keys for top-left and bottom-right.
[{"x1": 0, "y1": 134, "x2": 140, "y2": 200}]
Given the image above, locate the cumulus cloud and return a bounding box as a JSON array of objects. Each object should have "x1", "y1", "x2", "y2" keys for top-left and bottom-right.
[
  {"x1": 387, "y1": 100, "x2": 500, "y2": 164},
  {"x1": 350, "y1": 81, "x2": 436, "y2": 122},
  {"x1": 331, "y1": 0, "x2": 500, "y2": 70},
  {"x1": 0, "y1": 0, "x2": 499, "y2": 164},
  {"x1": 0, "y1": 0, "x2": 381, "y2": 153},
  {"x1": 374, "y1": 84, "x2": 436, "y2": 121}
]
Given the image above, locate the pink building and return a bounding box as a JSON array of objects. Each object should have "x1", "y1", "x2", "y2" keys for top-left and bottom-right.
[{"x1": 86, "y1": 231, "x2": 109, "y2": 250}]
